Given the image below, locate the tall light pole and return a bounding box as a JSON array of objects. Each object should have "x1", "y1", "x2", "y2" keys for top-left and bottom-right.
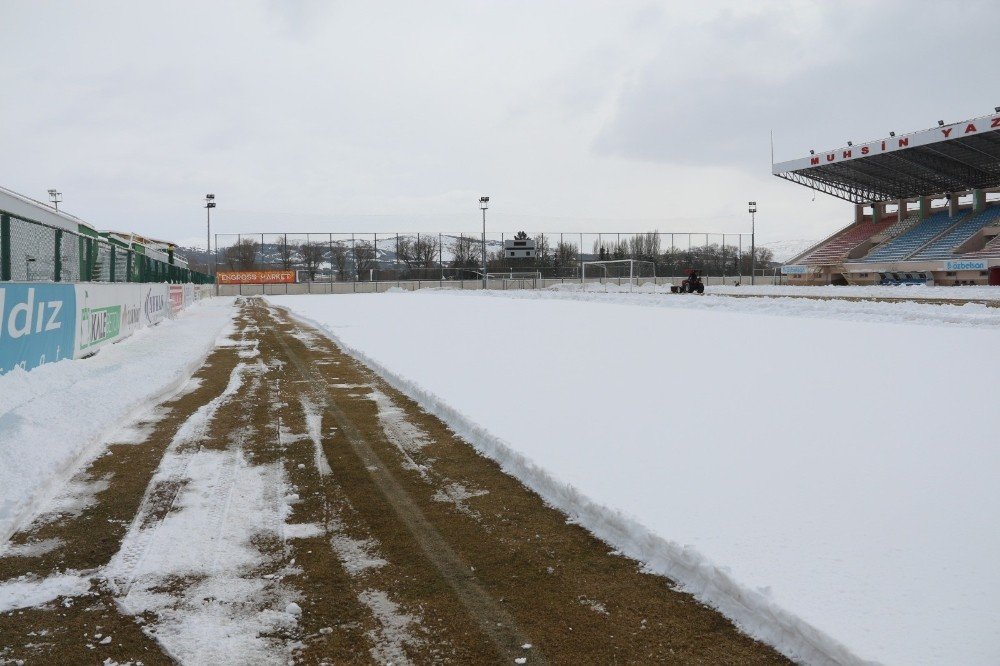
[
  {"x1": 47, "y1": 189, "x2": 62, "y2": 211},
  {"x1": 480, "y1": 196, "x2": 489, "y2": 289},
  {"x1": 205, "y1": 194, "x2": 216, "y2": 275},
  {"x1": 748, "y1": 201, "x2": 757, "y2": 285}
]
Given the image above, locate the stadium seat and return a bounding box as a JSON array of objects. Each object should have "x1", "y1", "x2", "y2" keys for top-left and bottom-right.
[
  {"x1": 909, "y1": 206, "x2": 1000, "y2": 260},
  {"x1": 962, "y1": 232, "x2": 1000, "y2": 258},
  {"x1": 958, "y1": 205, "x2": 1000, "y2": 259},
  {"x1": 860, "y1": 211, "x2": 963, "y2": 263},
  {"x1": 877, "y1": 213, "x2": 921, "y2": 241},
  {"x1": 797, "y1": 216, "x2": 896, "y2": 265}
]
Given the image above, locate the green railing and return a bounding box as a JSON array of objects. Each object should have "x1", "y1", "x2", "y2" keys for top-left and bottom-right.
[{"x1": 0, "y1": 210, "x2": 213, "y2": 284}]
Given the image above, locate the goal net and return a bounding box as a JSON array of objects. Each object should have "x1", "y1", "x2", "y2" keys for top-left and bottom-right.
[
  {"x1": 487, "y1": 271, "x2": 542, "y2": 290},
  {"x1": 486, "y1": 271, "x2": 542, "y2": 280},
  {"x1": 581, "y1": 260, "x2": 656, "y2": 289}
]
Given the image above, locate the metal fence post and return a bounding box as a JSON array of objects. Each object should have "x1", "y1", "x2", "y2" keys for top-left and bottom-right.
[
  {"x1": 0, "y1": 214, "x2": 10, "y2": 281},
  {"x1": 83, "y1": 237, "x2": 92, "y2": 281},
  {"x1": 110, "y1": 246, "x2": 116, "y2": 282},
  {"x1": 54, "y1": 229, "x2": 63, "y2": 282}
]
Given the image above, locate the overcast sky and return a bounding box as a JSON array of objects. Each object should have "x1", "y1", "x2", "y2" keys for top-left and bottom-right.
[{"x1": 3, "y1": 0, "x2": 1000, "y2": 248}]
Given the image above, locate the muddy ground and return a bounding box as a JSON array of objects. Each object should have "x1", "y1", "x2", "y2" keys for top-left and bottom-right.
[{"x1": 0, "y1": 298, "x2": 791, "y2": 665}]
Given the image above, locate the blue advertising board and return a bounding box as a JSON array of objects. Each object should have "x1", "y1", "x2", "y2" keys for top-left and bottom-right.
[
  {"x1": 944, "y1": 259, "x2": 988, "y2": 272},
  {"x1": 0, "y1": 284, "x2": 77, "y2": 374}
]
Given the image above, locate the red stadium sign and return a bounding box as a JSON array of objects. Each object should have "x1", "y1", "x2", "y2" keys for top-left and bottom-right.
[
  {"x1": 773, "y1": 112, "x2": 1000, "y2": 173},
  {"x1": 217, "y1": 270, "x2": 296, "y2": 284}
]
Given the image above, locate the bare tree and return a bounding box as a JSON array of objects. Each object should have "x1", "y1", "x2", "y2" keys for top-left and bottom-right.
[
  {"x1": 487, "y1": 247, "x2": 507, "y2": 271},
  {"x1": 414, "y1": 235, "x2": 438, "y2": 267},
  {"x1": 739, "y1": 247, "x2": 774, "y2": 276},
  {"x1": 275, "y1": 235, "x2": 294, "y2": 269},
  {"x1": 330, "y1": 242, "x2": 348, "y2": 281},
  {"x1": 299, "y1": 241, "x2": 326, "y2": 280},
  {"x1": 224, "y1": 238, "x2": 259, "y2": 270},
  {"x1": 450, "y1": 235, "x2": 479, "y2": 270},
  {"x1": 628, "y1": 231, "x2": 661, "y2": 263},
  {"x1": 353, "y1": 240, "x2": 376, "y2": 280},
  {"x1": 592, "y1": 238, "x2": 615, "y2": 260},
  {"x1": 534, "y1": 233, "x2": 552, "y2": 267},
  {"x1": 397, "y1": 236, "x2": 417, "y2": 270}
]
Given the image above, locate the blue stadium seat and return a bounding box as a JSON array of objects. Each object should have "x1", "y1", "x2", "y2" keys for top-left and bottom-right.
[
  {"x1": 910, "y1": 206, "x2": 1000, "y2": 260},
  {"x1": 860, "y1": 211, "x2": 963, "y2": 263}
]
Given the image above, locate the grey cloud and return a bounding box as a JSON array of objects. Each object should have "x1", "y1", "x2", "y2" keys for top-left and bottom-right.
[{"x1": 594, "y1": 1, "x2": 1000, "y2": 169}]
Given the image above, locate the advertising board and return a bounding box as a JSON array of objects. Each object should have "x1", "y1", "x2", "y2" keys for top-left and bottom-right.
[
  {"x1": 168, "y1": 284, "x2": 185, "y2": 315},
  {"x1": 75, "y1": 285, "x2": 144, "y2": 354},
  {"x1": 1, "y1": 282, "x2": 206, "y2": 375},
  {"x1": 781, "y1": 265, "x2": 809, "y2": 275},
  {"x1": 217, "y1": 270, "x2": 295, "y2": 284},
  {"x1": 142, "y1": 285, "x2": 169, "y2": 326},
  {"x1": 943, "y1": 259, "x2": 987, "y2": 272},
  {"x1": 0, "y1": 284, "x2": 77, "y2": 373}
]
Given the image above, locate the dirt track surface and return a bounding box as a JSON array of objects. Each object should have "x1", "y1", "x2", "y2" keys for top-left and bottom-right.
[{"x1": 0, "y1": 298, "x2": 791, "y2": 664}]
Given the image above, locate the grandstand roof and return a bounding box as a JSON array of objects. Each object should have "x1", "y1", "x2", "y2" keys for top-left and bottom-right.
[{"x1": 772, "y1": 111, "x2": 1000, "y2": 203}]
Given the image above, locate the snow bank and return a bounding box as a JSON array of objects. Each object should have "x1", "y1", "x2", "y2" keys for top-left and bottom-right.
[
  {"x1": 561, "y1": 281, "x2": 1000, "y2": 301},
  {"x1": 0, "y1": 298, "x2": 236, "y2": 544},
  {"x1": 702, "y1": 283, "x2": 1000, "y2": 300},
  {"x1": 269, "y1": 291, "x2": 1000, "y2": 666}
]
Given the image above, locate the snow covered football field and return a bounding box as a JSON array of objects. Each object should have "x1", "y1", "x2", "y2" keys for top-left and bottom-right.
[{"x1": 270, "y1": 288, "x2": 1000, "y2": 666}]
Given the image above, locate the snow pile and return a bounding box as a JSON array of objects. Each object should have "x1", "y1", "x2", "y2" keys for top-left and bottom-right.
[
  {"x1": 702, "y1": 283, "x2": 1000, "y2": 300},
  {"x1": 269, "y1": 291, "x2": 1000, "y2": 666},
  {"x1": 0, "y1": 571, "x2": 92, "y2": 612},
  {"x1": 558, "y1": 280, "x2": 1000, "y2": 301},
  {"x1": 0, "y1": 298, "x2": 236, "y2": 544},
  {"x1": 526, "y1": 283, "x2": 1000, "y2": 329}
]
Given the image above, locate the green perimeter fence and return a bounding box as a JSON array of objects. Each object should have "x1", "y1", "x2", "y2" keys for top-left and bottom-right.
[{"x1": 0, "y1": 211, "x2": 213, "y2": 284}]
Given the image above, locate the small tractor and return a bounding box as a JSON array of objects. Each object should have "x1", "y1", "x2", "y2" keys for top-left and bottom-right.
[{"x1": 670, "y1": 269, "x2": 705, "y2": 294}]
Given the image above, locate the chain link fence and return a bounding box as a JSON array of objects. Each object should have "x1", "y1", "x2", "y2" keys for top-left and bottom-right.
[
  {"x1": 212, "y1": 230, "x2": 772, "y2": 283},
  {"x1": 1, "y1": 211, "x2": 213, "y2": 284}
]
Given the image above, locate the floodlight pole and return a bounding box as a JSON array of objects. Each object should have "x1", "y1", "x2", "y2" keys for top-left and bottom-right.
[
  {"x1": 748, "y1": 201, "x2": 757, "y2": 285},
  {"x1": 479, "y1": 196, "x2": 489, "y2": 289},
  {"x1": 205, "y1": 194, "x2": 216, "y2": 275},
  {"x1": 47, "y1": 189, "x2": 62, "y2": 211}
]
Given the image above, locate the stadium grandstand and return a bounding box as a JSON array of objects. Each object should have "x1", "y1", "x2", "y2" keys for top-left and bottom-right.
[
  {"x1": 774, "y1": 110, "x2": 1000, "y2": 286},
  {"x1": 0, "y1": 185, "x2": 211, "y2": 284}
]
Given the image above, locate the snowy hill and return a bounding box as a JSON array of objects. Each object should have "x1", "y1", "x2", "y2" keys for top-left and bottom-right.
[{"x1": 759, "y1": 239, "x2": 818, "y2": 263}]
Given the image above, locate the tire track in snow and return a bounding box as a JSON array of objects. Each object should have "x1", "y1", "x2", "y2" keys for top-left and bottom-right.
[
  {"x1": 105, "y1": 359, "x2": 258, "y2": 596},
  {"x1": 269, "y1": 306, "x2": 548, "y2": 666}
]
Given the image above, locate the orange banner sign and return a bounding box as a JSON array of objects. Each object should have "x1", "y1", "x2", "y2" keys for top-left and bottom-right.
[{"x1": 217, "y1": 270, "x2": 296, "y2": 285}]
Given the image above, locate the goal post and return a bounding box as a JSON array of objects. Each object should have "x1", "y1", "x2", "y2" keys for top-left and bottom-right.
[
  {"x1": 485, "y1": 271, "x2": 542, "y2": 280},
  {"x1": 486, "y1": 271, "x2": 542, "y2": 290},
  {"x1": 581, "y1": 259, "x2": 656, "y2": 288}
]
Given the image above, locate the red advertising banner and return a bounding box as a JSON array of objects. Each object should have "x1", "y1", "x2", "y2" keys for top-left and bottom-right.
[
  {"x1": 216, "y1": 270, "x2": 296, "y2": 285},
  {"x1": 168, "y1": 284, "x2": 184, "y2": 314}
]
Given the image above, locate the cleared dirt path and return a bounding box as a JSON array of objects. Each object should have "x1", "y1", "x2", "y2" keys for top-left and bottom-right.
[{"x1": 0, "y1": 298, "x2": 791, "y2": 664}]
